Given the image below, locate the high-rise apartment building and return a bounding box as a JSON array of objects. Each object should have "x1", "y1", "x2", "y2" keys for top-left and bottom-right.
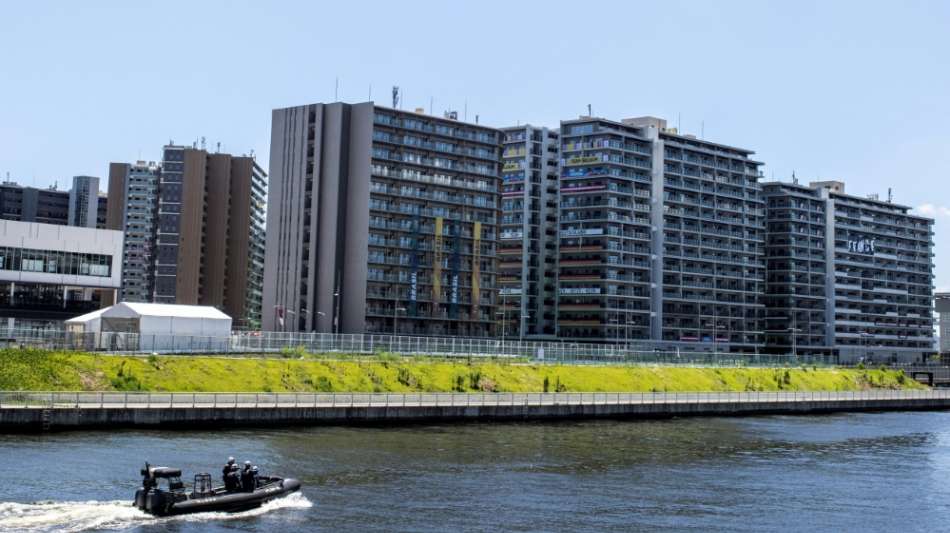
[
  {"x1": 498, "y1": 125, "x2": 560, "y2": 339},
  {"x1": 68, "y1": 175, "x2": 100, "y2": 228},
  {"x1": 655, "y1": 120, "x2": 766, "y2": 350},
  {"x1": 763, "y1": 180, "x2": 934, "y2": 362},
  {"x1": 107, "y1": 146, "x2": 266, "y2": 328},
  {"x1": 106, "y1": 161, "x2": 161, "y2": 302},
  {"x1": 263, "y1": 101, "x2": 500, "y2": 336},
  {"x1": 762, "y1": 182, "x2": 831, "y2": 356},
  {"x1": 156, "y1": 145, "x2": 266, "y2": 328},
  {"x1": 556, "y1": 117, "x2": 656, "y2": 343},
  {"x1": 555, "y1": 116, "x2": 765, "y2": 351}
]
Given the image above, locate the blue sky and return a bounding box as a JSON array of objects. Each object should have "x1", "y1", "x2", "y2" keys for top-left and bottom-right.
[{"x1": 2, "y1": 1, "x2": 948, "y2": 289}]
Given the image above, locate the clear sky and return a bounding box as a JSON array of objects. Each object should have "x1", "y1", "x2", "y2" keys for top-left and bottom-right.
[{"x1": 2, "y1": 1, "x2": 948, "y2": 289}]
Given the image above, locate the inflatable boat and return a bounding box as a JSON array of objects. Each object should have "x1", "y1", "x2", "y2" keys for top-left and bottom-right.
[{"x1": 134, "y1": 463, "x2": 301, "y2": 516}]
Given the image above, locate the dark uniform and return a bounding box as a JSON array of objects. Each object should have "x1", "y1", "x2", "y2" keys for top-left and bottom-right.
[{"x1": 241, "y1": 464, "x2": 255, "y2": 492}]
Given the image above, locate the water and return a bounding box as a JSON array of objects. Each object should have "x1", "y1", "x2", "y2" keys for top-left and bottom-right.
[{"x1": 2, "y1": 412, "x2": 950, "y2": 532}]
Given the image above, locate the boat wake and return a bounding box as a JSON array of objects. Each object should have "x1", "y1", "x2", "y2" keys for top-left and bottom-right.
[{"x1": 0, "y1": 492, "x2": 312, "y2": 532}]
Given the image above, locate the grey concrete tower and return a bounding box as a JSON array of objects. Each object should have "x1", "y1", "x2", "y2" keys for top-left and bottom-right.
[{"x1": 263, "y1": 101, "x2": 502, "y2": 336}]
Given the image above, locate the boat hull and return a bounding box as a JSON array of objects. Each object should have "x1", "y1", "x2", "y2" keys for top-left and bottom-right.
[{"x1": 137, "y1": 478, "x2": 301, "y2": 517}]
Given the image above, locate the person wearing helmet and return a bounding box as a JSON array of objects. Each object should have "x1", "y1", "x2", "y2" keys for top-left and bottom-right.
[
  {"x1": 221, "y1": 457, "x2": 235, "y2": 486},
  {"x1": 250, "y1": 466, "x2": 259, "y2": 489},
  {"x1": 227, "y1": 463, "x2": 242, "y2": 492},
  {"x1": 240, "y1": 461, "x2": 255, "y2": 492}
]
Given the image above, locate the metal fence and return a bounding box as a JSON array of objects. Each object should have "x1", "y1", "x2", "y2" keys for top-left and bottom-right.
[
  {"x1": 0, "y1": 328, "x2": 840, "y2": 367},
  {"x1": 1, "y1": 389, "x2": 946, "y2": 409}
]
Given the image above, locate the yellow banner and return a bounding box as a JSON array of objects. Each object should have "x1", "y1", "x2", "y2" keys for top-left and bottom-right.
[{"x1": 564, "y1": 155, "x2": 601, "y2": 166}]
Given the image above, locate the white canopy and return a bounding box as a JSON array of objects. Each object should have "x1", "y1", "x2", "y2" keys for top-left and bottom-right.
[{"x1": 66, "y1": 302, "x2": 232, "y2": 346}]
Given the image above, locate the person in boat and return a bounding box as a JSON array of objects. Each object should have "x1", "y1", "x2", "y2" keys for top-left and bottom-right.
[
  {"x1": 222, "y1": 456, "x2": 236, "y2": 484},
  {"x1": 225, "y1": 464, "x2": 242, "y2": 492},
  {"x1": 251, "y1": 466, "x2": 260, "y2": 489},
  {"x1": 241, "y1": 461, "x2": 255, "y2": 492}
]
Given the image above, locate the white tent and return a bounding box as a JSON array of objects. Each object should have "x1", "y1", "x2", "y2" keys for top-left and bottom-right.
[{"x1": 66, "y1": 302, "x2": 232, "y2": 352}]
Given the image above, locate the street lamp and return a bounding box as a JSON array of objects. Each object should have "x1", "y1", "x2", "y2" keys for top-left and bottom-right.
[
  {"x1": 520, "y1": 313, "x2": 530, "y2": 342},
  {"x1": 788, "y1": 327, "x2": 803, "y2": 358},
  {"x1": 393, "y1": 306, "x2": 406, "y2": 336},
  {"x1": 496, "y1": 310, "x2": 507, "y2": 345},
  {"x1": 333, "y1": 290, "x2": 341, "y2": 334},
  {"x1": 315, "y1": 310, "x2": 328, "y2": 334},
  {"x1": 860, "y1": 331, "x2": 875, "y2": 363}
]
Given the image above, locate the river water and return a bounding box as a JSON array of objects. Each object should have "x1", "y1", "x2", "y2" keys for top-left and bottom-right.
[{"x1": 2, "y1": 412, "x2": 949, "y2": 532}]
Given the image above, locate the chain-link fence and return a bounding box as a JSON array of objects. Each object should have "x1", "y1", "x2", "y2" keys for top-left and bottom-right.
[{"x1": 0, "y1": 328, "x2": 839, "y2": 367}]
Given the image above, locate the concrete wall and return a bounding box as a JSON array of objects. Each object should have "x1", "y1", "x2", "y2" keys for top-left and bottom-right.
[{"x1": 6, "y1": 396, "x2": 950, "y2": 433}]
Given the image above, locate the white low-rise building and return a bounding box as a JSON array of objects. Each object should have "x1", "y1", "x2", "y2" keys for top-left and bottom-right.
[{"x1": 0, "y1": 220, "x2": 123, "y2": 329}]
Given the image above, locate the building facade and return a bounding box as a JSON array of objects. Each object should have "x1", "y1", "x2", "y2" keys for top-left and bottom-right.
[
  {"x1": 937, "y1": 292, "x2": 950, "y2": 354},
  {"x1": 263, "y1": 101, "x2": 500, "y2": 336},
  {"x1": 0, "y1": 182, "x2": 71, "y2": 225},
  {"x1": 498, "y1": 125, "x2": 559, "y2": 339},
  {"x1": 555, "y1": 116, "x2": 765, "y2": 352},
  {"x1": 68, "y1": 175, "x2": 100, "y2": 228},
  {"x1": 0, "y1": 178, "x2": 107, "y2": 229},
  {"x1": 762, "y1": 182, "x2": 831, "y2": 355},
  {"x1": 556, "y1": 117, "x2": 656, "y2": 344},
  {"x1": 762, "y1": 180, "x2": 935, "y2": 362},
  {"x1": 0, "y1": 220, "x2": 122, "y2": 329},
  {"x1": 107, "y1": 148, "x2": 266, "y2": 328},
  {"x1": 106, "y1": 161, "x2": 161, "y2": 302}
]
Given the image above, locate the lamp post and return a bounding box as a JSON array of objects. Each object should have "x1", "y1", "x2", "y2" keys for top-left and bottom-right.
[
  {"x1": 333, "y1": 290, "x2": 341, "y2": 334},
  {"x1": 789, "y1": 327, "x2": 803, "y2": 358},
  {"x1": 393, "y1": 306, "x2": 406, "y2": 336},
  {"x1": 860, "y1": 331, "x2": 875, "y2": 364},
  {"x1": 495, "y1": 310, "x2": 506, "y2": 354}
]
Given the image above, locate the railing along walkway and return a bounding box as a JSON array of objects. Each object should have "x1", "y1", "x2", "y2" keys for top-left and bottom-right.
[{"x1": 2, "y1": 389, "x2": 947, "y2": 410}]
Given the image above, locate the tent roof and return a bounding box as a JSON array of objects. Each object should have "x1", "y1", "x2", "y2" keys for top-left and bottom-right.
[
  {"x1": 64, "y1": 307, "x2": 108, "y2": 324},
  {"x1": 117, "y1": 302, "x2": 231, "y2": 320},
  {"x1": 67, "y1": 302, "x2": 231, "y2": 322}
]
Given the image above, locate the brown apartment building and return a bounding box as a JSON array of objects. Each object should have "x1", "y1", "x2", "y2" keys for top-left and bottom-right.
[{"x1": 107, "y1": 145, "x2": 267, "y2": 328}]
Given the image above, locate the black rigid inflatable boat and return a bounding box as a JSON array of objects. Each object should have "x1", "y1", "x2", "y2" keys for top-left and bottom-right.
[{"x1": 134, "y1": 463, "x2": 301, "y2": 517}]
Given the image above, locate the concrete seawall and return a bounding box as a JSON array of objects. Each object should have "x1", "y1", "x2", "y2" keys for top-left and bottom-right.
[{"x1": 3, "y1": 391, "x2": 950, "y2": 432}]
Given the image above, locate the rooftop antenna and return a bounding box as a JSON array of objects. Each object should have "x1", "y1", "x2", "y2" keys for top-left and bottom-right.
[
  {"x1": 335, "y1": 77, "x2": 339, "y2": 101},
  {"x1": 888, "y1": 187, "x2": 893, "y2": 203},
  {"x1": 392, "y1": 86, "x2": 400, "y2": 109},
  {"x1": 475, "y1": 114, "x2": 479, "y2": 124},
  {"x1": 200, "y1": 136, "x2": 206, "y2": 150},
  {"x1": 250, "y1": 149, "x2": 255, "y2": 159},
  {"x1": 429, "y1": 96, "x2": 434, "y2": 115},
  {"x1": 368, "y1": 84, "x2": 372, "y2": 102},
  {"x1": 792, "y1": 170, "x2": 797, "y2": 184},
  {"x1": 587, "y1": 104, "x2": 592, "y2": 117},
  {"x1": 464, "y1": 100, "x2": 468, "y2": 121},
  {"x1": 216, "y1": 141, "x2": 221, "y2": 153},
  {"x1": 701, "y1": 120, "x2": 705, "y2": 139}
]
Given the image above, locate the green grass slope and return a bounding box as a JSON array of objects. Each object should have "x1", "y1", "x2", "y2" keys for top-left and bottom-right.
[{"x1": 0, "y1": 349, "x2": 922, "y2": 393}]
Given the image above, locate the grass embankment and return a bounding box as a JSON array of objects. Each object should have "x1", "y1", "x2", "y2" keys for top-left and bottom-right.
[{"x1": 0, "y1": 349, "x2": 923, "y2": 393}]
